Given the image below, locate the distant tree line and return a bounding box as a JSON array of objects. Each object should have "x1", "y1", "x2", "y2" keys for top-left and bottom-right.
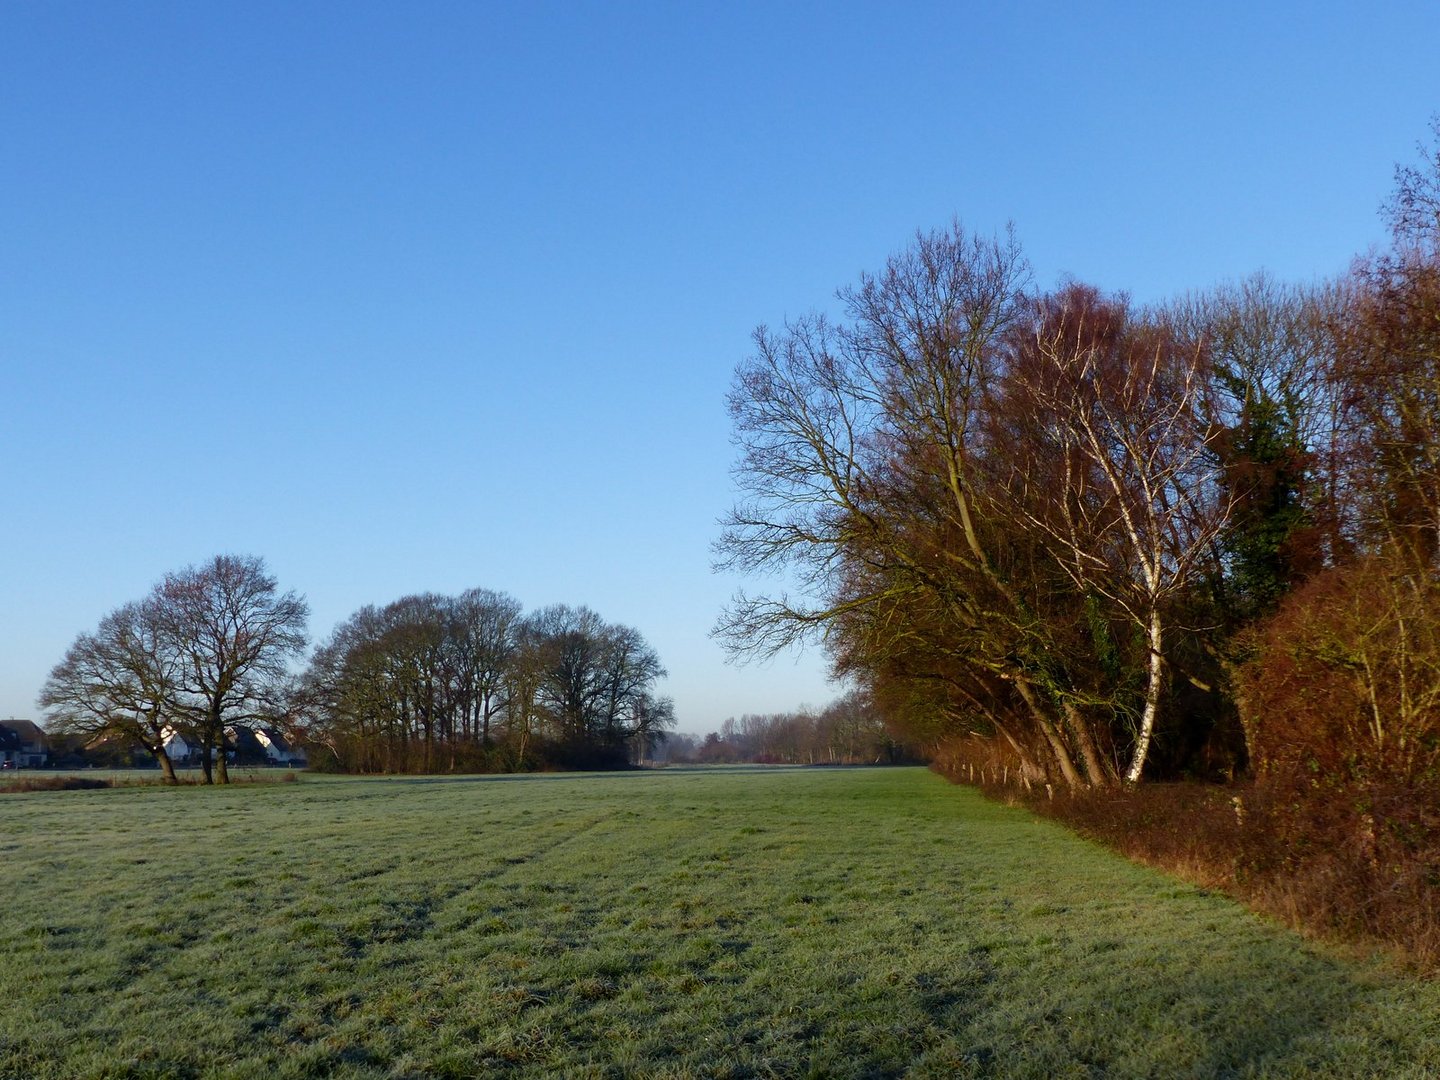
[
  {"x1": 297, "y1": 591, "x2": 674, "y2": 772},
  {"x1": 684, "y1": 690, "x2": 909, "y2": 765},
  {"x1": 717, "y1": 120, "x2": 1440, "y2": 802}
]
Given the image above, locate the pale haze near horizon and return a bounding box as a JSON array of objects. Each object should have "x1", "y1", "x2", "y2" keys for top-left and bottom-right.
[{"x1": 3, "y1": 2, "x2": 1438, "y2": 734}]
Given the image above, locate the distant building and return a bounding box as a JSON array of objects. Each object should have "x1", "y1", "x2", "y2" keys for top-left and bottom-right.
[
  {"x1": 0, "y1": 719, "x2": 50, "y2": 767},
  {"x1": 160, "y1": 726, "x2": 202, "y2": 766},
  {"x1": 0, "y1": 724, "x2": 22, "y2": 766},
  {"x1": 250, "y1": 725, "x2": 307, "y2": 768},
  {"x1": 160, "y1": 724, "x2": 307, "y2": 768}
]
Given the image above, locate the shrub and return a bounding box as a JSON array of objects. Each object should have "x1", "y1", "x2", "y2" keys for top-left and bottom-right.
[
  {"x1": 977, "y1": 773, "x2": 1440, "y2": 974},
  {"x1": 1234, "y1": 555, "x2": 1440, "y2": 787},
  {"x1": 0, "y1": 776, "x2": 112, "y2": 793}
]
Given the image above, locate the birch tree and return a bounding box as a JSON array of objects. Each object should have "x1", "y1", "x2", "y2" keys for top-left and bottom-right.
[{"x1": 1003, "y1": 286, "x2": 1231, "y2": 783}]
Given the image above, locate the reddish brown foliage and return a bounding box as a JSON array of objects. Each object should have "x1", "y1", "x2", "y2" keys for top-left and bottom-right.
[{"x1": 1234, "y1": 556, "x2": 1440, "y2": 786}]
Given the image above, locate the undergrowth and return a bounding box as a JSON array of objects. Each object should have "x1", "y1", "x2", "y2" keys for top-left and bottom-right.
[
  {"x1": 0, "y1": 775, "x2": 112, "y2": 793},
  {"x1": 952, "y1": 769, "x2": 1440, "y2": 976},
  {"x1": 0, "y1": 770, "x2": 298, "y2": 794}
]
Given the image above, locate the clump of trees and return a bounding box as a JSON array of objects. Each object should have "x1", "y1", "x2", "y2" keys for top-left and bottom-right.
[
  {"x1": 718, "y1": 121, "x2": 1440, "y2": 797},
  {"x1": 716, "y1": 121, "x2": 1440, "y2": 963},
  {"x1": 41, "y1": 564, "x2": 674, "y2": 777},
  {"x1": 1231, "y1": 128, "x2": 1440, "y2": 798},
  {"x1": 40, "y1": 555, "x2": 308, "y2": 784},
  {"x1": 715, "y1": 225, "x2": 1236, "y2": 788},
  {"x1": 297, "y1": 591, "x2": 674, "y2": 772}
]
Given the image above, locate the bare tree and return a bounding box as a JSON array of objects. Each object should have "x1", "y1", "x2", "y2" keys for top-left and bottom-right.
[
  {"x1": 525, "y1": 606, "x2": 666, "y2": 759},
  {"x1": 155, "y1": 555, "x2": 308, "y2": 784},
  {"x1": 1166, "y1": 274, "x2": 1339, "y2": 616},
  {"x1": 501, "y1": 617, "x2": 547, "y2": 767},
  {"x1": 449, "y1": 588, "x2": 521, "y2": 747},
  {"x1": 629, "y1": 693, "x2": 676, "y2": 764},
  {"x1": 1003, "y1": 286, "x2": 1232, "y2": 782},
  {"x1": 1336, "y1": 145, "x2": 1440, "y2": 571},
  {"x1": 596, "y1": 623, "x2": 666, "y2": 747},
  {"x1": 1387, "y1": 115, "x2": 1440, "y2": 254},
  {"x1": 39, "y1": 599, "x2": 183, "y2": 782},
  {"x1": 300, "y1": 604, "x2": 392, "y2": 772},
  {"x1": 527, "y1": 605, "x2": 609, "y2": 744},
  {"x1": 717, "y1": 224, "x2": 1118, "y2": 788}
]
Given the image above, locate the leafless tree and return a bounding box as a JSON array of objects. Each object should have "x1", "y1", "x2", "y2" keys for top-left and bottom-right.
[
  {"x1": 448, "y1": 588, "x2": 521, "y2": 747},
  {"x1": 39, "y1": 599, "x2": 184, "y2": 782},
  {"x1": 1003, "y1": 287, "x2": 1232, "y2": 782},
  {"x1": 717, "y1": 224, "x2": 1124, "y2": 787},
  {"x1": 155, "y1": 554, "x2": 309, "y2": 783},
  {"x1": 629, "y1": 693, "x2": 676, "y2": 765}
]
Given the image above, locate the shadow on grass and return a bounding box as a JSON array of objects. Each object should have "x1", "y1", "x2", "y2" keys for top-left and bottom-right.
[
  {"x1": 879, "y1": 940, "x2": 1379, "y2": 1076},
  {"x1": 900, "y1": 909, "x2": 1396, "y2": 1074},
  {"x1": 331, "y1": 764, "x2": 807, "y2": 788}
]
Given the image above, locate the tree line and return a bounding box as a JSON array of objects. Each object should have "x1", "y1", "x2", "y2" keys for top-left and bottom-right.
[
  {"x1": 684, "y1": 690, "x2": 908, "y2": 765},
  {"x1": 716, "y1": 121, "x2": 1440, "y2": 801},
  {"x1": 41, "y1": 558, "x2": 673, "y2": 780}
]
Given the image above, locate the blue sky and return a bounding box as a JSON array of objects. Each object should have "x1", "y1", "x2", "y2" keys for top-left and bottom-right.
[{"x1": 3, "y1": 2, "x2": 1438, "y2": 733}]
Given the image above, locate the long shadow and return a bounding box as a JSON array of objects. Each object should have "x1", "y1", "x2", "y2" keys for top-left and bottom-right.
[
  {"x1": 327, "y1": 763, "x2": 813, "y2": 788},
  {"x1": 971, "y1": 950, "x2": 1378, "y2": 1074}
]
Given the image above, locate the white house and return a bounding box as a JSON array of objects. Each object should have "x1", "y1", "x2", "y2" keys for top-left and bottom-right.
[
  {"x1": 0, "y1": 719, "x2": 49, "y2": 767},
  {"x1": 160, "y1": 726, "x2": 202, "y2": 765},
  {"x1": 159, "y1": 724, "x2": 307, "y2": 768},
  {"x1": 251, "y1": 726, "x2": 307, "y2": 767}
]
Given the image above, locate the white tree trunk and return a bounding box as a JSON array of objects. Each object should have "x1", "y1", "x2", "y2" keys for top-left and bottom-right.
[{"x1": 1125, "y1": 608, "x2": 1165, "y2": 784}]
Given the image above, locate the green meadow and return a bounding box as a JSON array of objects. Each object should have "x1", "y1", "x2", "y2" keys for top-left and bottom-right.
[{"x1": 1, "y1": 767, "x2": 1437, "y2": 1078}]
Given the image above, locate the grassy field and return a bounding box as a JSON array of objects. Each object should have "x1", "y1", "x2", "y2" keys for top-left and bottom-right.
[{"x1": 1, "y1": 767, "x2": 1437, "y2": 1078}]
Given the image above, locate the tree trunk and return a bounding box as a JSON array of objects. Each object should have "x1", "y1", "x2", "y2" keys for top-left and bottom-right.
[
  {"x1": 1125, "y1": 608, "x2": 1165, "y2": 784},
  {"x1": 154, "y1": 746, "x2": 178, "y2": 785},
  {"x1": 1014, "y1": 677, "x2": 1084, "y2": 789},
  {"x1": 1063, "y1": 701, "x2": 1116, "y2": 787},
  {"x1": 989, "y1": 714, "x2": 1045, "y2": 784}
]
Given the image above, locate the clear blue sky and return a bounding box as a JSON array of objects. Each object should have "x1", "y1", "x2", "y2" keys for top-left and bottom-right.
[{"x1": 3, "y1": 2, "x2": 1437, "y2": 734}]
